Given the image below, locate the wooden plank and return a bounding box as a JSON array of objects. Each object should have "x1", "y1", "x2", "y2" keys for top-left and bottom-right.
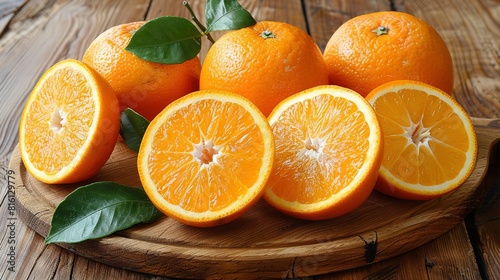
[
  {"x1": 474, "y1": 158, "x2": 500, "y2": 279},
  {"x1": 411, "y1": 222, "x2": 481, "y2": 279},
  {"x1": 0, "y1": 0, "x2": 27, "y2": 34},
  {"x1": 321, "y1": 222, "x2": 481, "y2": 279},
  {"x1": 245, "y1": 0, "x2": 305, "y2": 28},
  {"x1": 304, "y1": 0, "x2": 394, "y2": 50},
  {"x1": 10, "y1": 222, "x2": 155, "y2": 279}
]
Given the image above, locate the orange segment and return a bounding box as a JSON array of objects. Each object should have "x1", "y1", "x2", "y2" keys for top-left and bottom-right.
[
  {"x1": 19, "y1": 59, "x2": 120, "y2": 184},
  {"x1": 138, "y1": 90, "x2": 274, "y2": 227},
  {"x1": 366, "y1": 80, "x2": 477, "y2": 200},
  {"x1": 264, "y1": 85, "x2": 383, "y2": 220}
]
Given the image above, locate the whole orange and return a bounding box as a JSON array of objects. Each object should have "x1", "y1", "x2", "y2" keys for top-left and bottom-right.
[
  {"x1": 82, "y1": 22, "x2": 201, "y2": 121},
  {"x1": 323, "y1": 11, "x2": 454, "y2": 97},
  {"x1": 200, "y1": 21, "x2": 329, "y2": 116}
]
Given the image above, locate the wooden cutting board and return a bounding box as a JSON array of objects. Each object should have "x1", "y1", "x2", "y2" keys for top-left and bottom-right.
[{"x1": 10, "y1": 117, "x2": 500, "y2": 279}]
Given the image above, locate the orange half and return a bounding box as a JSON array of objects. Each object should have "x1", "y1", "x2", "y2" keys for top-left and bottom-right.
[
  {"x1": 264, "y1": 85, "x2": 383, "y2": 220},
  {"x1": 137, "y1": 90, "x2": 274, "y2": 227},
  {"x1": 19, "y1": 59, "x2": 120, "y2": 184},
  {"x1": 366, "y1": 80, "x2": 477, "y2": 200}
]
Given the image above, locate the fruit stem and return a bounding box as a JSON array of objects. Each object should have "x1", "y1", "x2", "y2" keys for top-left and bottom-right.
[
  {"x1": 372, "y1": 26, "x2": 389, "y2": 36},
  {"x1": 260, "y1": 30, "x2": 276, "y2": 39},
  {"x1": 183, "y1": 1, "x2": 216, "y2": 44}
]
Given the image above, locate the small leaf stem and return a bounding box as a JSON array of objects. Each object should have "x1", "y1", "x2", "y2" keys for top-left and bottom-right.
[
  {"x1": 372, "y1": 26, "x2": 389, "y2": 36},
  {"x1": 183, "y1": 1, "x2": 216, "y2": 44},
  {"x1": 260, "y1": 30, "x2": 276, "y2": 39}
]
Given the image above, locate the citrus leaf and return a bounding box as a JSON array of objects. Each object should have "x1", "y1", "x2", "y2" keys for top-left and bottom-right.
[
  {"x1": 119, "y1": 108, "x2": 150, "y2": 153},
  {"x1": 45, "y1": 182, "x2": 162, "y2": 244},
  {"x1": 205, "y1": 0, "x2": 256, "y2": 32},
  {"x1": 125, "y1": 16, "x2": 202, "y2": 64}
]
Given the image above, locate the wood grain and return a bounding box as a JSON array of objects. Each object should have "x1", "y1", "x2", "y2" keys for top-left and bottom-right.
[
  {"x1": 404, "y1": 0, "x2": 500, "y2": 119},
  {"x1": 474, "y1": 154, "x2": 500, "y2": 280},
  {"x1": 0, "y1": 0, "x2": 26, "y2": 34},
  {"x1": 9, "y1": 118, "x2": 500, "y2": 279},
  {"x1": 320, "y1": 222, "x2": 482, "y2": 279}
]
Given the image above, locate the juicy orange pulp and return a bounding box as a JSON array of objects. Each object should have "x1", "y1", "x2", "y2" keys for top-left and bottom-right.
[
  {"x1": 265, "y1": 85, "x2": 383, "y2": 220},
  {"x1": 138, "y1": 90, "x2": 274, "y2": 227},
  {"x1": 19, "y1": 59, "x2": 120, "y2": 184},
  {"x1": 366, "y1": 80, "x2": 477, "y2": 199}
]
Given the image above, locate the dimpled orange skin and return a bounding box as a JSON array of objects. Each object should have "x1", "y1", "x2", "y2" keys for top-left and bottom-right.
[
  {"x1": 200, "y1": 21, "x2": 329, "y2": 116},
  {"x1": 82, "y1": 22, "x2": 201, "y2": 121},
  {"x1": 323, "y1": 11, "x2": 454, "y2": 97}
]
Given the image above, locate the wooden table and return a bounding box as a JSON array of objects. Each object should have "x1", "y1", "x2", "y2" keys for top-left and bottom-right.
[{"x1": 1, "y1": 0, "x2": 499, "y2": 279}]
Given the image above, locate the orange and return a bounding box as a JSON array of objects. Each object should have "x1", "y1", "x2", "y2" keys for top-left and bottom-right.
[
  {"x1": 82, "y1": 22, "x2": 201, "y2": 121},
  {"x1": 19, "y1": 59, "x2": 120, "y2": 184},
  {"x1": 323, "y1": 11, "x2": 454, "y2": 97},
  {"x1": 264, "y1": 85, "x2": 383, "y2": 220},
  {"x1": 137, "y1": 90, "x2": 274, "y2": 227},
  {"x1": 200, "y1": 21, "x2": 329, "y2": 116},
  {"x1": 365, "y1": 80, "x2": 477, "y2": 200}
]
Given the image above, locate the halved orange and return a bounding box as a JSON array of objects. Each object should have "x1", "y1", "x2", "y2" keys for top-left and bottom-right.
[
  {"x1": 264, "y1": 85, "x2": 383, "y2": 220},
  {"x1": 19, "y1": 59, "x2": 120, "y2": 184},
  {"x1": 137, "y1": 90, "x2": 274, "y2": 227},
  {"x1": 365, "y1": 80, "x2": 477, "y2": 200}
]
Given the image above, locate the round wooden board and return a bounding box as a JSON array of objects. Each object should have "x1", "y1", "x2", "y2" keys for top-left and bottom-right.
[{"x1": 10, "y1": 118, "x2": 500, "y2": 279}]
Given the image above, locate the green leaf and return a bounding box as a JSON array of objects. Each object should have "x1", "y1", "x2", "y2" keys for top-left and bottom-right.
[
  {"x1": 205, "y1": 0, "x2": 257, "y2": 32},
  {"x1": 125, "y1": 16, "x2": 202, "y2": 64},
  {"x1": 45, "y1": 182, "x2": 162, "y2": 244},
  {"x1": 119, "y1": 108, "x2": 150, "y2": 153}
]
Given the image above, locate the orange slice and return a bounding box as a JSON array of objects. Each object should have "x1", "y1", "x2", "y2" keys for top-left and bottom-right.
[
  {"x1": 19, "y1": 59, "x2": 120, "y2": 184},
  {"x1": 137, "y1": 90, "x2": 274, "y2": 227},
  {"x1": 365, "y1": 80, "x2": 477, "y2": 200},
  {"x1": 264, "y1": 85, "x2": 383, "y2": 220}
]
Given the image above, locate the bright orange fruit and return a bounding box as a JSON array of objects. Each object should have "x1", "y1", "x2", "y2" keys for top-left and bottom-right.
[
  {"x1": 365, "y1": 80, "x2": 477, "y2": 200},
  {"x1": 82, "y1": 22, "x2": 201, "y2": 121},
  {"x1": 264, "y1": 85, "x2": 383, "y2": 220},
  {"x1": 200, "y1": 21, "x2": 329, "y2": 116},
  {"x1": 19, "y1": 59, "x2": 120, "y2": 184},
  {"x1": 137, "y1": 90, "x2": 274, "y2": 227},
  {"x1": 323, "y1": 11, "x2": 454, "y2": 97}
]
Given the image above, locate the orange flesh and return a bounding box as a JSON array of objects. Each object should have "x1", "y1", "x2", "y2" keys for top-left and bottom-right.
[
  {"x1": 270, "y1": 94, "x2": 370, "y2": 204},
  {"x1": 23, "y1": 68, "x2": 95, "y2": 175},
  {"x1": 146, "y1": 99, "x2": 266, "y2": 213},
  {"x1": 374, "y1": 88, "x2": 470, "y2": 186}
]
